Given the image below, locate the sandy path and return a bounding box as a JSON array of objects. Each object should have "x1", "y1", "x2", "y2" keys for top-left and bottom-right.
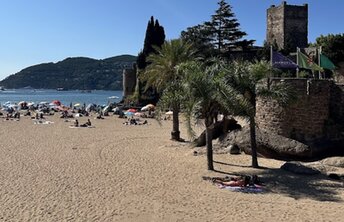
[{"x1": 0, "y1": 115, "x2": 343, "y2": 221}]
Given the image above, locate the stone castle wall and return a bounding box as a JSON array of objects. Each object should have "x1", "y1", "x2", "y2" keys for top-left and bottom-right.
[
  {"x1": 267, "y1": 3, "x2": 285, "y2": 49},
  {"x1": 284, "y1": 4, "x2": 308, "y2": 48},
  {"x1": 267, "y1": 1, "x2": 308, "y2": 50},
  {"x1": 330, "y1": 84, "x2": 344, "y2": 121},
  {"x1": 256, "y1": 78, "x2": 340, "y2": 143},
  {"x1": 122, "y1": 68, "x2": 137, "y2": 98}
]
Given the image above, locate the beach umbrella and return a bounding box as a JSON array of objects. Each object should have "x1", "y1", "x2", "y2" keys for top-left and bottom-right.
[
  {"x1": 86, "y1": 103, "x2": 96, "y2": 112},
  {"x1": 103, "y1": 105, "x2": 110, "y2": 113},
  {"x1": 165, "y1": 111, "x2": 173, "y2": 115},
  {"x1": 127, "y1": 108, "x2": 137, "y2": 113},
  {"x1": 112, "y1": 107, "x2": 120, "y2": 112},
  {"x1": 4, "y1": 101, "x2": 12, "y2": 106},
  {"x1": 125, "y1": 111, "x2": 134, "y2": 117},
  {"x1": 141, "y1": 104, "x2": 155, "y2": 111},
  {"x1": 18, "y1": 101, "x2": 27, "y2": 105},
  {"x1": 74, "y1": 103, "x2": 81, "y2": 107},
  {"x1": 27, "y1": 102, "x2": 35, "y2": 106},
  {"x1": 51, "y1": 100, "x2": 61, "y2": 106},
  {"x1": 146, "y1": 104, "x2": 155, "y2": 109}
]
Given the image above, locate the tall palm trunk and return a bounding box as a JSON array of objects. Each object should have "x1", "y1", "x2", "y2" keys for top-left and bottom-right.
[
  {"x1": 205, "y1": 117, "x2": 214, "y2": 171},
  {"x1": 249, "y1": 116, "x2": 259, "y2": 168},
  {"x1": 171, "y1": 105, "x2": 180, "y2": 141}
]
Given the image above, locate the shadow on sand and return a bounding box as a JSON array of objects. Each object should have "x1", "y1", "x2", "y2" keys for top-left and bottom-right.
[{"x1": 212, "y1": 160, "x2": 344, "y2": 202}]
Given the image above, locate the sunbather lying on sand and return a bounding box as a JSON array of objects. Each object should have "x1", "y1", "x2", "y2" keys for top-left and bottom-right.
[
  {"x1": 203, "y1": 175, "x2": 261, "y2": 187},
  {"x1": 212, "y1": 176, "x2": 250, "y2": 187},
  {"x1": 80, "y1": 119, "x2": 91, "y2": 127}
]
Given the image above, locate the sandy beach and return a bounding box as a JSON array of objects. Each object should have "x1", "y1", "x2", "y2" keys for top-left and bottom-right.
[{"x1": 0, "y1": 114, "x2": 343, "y2": 221}]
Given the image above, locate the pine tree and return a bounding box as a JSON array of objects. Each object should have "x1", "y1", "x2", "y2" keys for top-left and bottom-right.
[
  {"x1": 181, "y1": 24, "x2": 215, "y2": 59},
  {"x1": 181, "y1": 0, "x2": 252, "y2": 59},
  {"x1": 206, "y1": 0, "x2": 247, "y2": 56}
]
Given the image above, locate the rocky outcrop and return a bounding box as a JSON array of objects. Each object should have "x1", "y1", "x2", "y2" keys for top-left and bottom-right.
[
  {"x1": 320, "y1": 157, "x2": 344, "y2": 168},
  {"x1": 194, "y1": 118, "x2": 241, "y2": 147},
  {"x1": 281, "y1": 162, "x2": 321, "y2": 175},
  {"x1": 218, "y1": 126, "x2": 312, "y2": 160}
]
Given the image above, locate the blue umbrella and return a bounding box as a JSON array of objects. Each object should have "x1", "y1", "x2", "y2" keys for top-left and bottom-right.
[{"x1": 125, "y1": 111, "x2": 134, "y2": 117}]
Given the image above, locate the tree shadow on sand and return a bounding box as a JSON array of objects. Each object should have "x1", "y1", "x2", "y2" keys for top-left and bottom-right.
[{"x1": 212, "y1": 161, "x2": 344, "y2": 202}]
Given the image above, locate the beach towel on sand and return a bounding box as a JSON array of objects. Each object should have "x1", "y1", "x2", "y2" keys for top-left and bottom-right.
[
  {"x1": 203, "y1": 175, "x2": 264, "y2": 193},
  {"x1": 216, "y1": 184, "x2": 264, "y2": 193},
  {"x1": 69, "y1": 126, "x2": 95, "y2": 129},
  {"x1": 34, "y1": 120, "x2": 54, "y2": 124}
]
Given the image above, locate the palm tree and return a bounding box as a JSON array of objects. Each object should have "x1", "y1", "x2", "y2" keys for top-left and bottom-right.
[
  {"x1": 181, "y1": 61, "x2": 243, "y2": 170},
  {"x1": 141, "y1": 39, "x2": 196, "y2": 141},
  {"x1": 220, "y1": 60, "x2": 295, "y2": 168},
  {"x1": 182, "y1": 61, "x2": 219, "y2": 170},
  {"x1": 183, "y1": 59, "x2": 294, "y2": 169}
]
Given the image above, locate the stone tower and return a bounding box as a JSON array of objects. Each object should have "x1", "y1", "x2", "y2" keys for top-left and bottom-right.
[
  {"x1": 122, "y1": 66, "x2": 137, "y2": 99},
  {"x1": 267, "y1": 1, "x2": 308, "y2": 50}
]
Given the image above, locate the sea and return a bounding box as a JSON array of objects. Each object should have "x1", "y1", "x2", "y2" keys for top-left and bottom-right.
[{"x1": 0, "y1": 89, "x2": 123, "y2": 106}]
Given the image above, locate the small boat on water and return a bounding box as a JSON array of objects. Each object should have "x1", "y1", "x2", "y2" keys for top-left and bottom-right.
[{"x1": 56, "y1": 87, "x2": 66, "y2": 91}]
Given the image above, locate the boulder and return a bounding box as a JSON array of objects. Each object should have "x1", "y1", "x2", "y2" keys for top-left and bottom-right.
[
  {"x1": 281, "y1": 162, "x2": 321, "y2": 175},
  {"x1": 194, "y1": 118, "x2": 241, "y2": 147},
  {"x1": 321, "y1": 157, "x2": 344, "y2": 168},
  {"x1": 219, "y1": 126, "x2": 312, "y2": 160}
]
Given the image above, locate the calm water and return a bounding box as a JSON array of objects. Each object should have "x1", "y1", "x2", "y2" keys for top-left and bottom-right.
[{"x1": 0, "y1": 89, "x2": 123, "y2": 106}]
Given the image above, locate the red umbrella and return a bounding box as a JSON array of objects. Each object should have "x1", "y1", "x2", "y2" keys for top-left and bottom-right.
[
  {"x1": 127, "y1": 108, "x2": 137, "y2": 113},
  {"x1": 52, "y1": 100, "x2": 61, "y2": 106}
]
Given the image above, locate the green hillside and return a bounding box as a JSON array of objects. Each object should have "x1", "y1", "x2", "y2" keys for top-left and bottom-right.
[{"x1": 0, "y1": 55, "x2": 136, "y2": 90}]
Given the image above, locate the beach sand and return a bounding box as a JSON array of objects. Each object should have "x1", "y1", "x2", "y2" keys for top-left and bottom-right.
[{"x1": 0, "y1": 115, "x2": 343, "y2": 221}]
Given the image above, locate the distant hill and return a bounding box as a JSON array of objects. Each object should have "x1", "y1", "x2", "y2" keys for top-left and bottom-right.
[{"x1": 0, "y1": 55, "x2": 136, "y2": 90}]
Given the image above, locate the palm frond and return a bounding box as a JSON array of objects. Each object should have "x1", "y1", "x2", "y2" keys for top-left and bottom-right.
[{"x1": 257, "y1": 81, "x2": 297, "y2": 106}]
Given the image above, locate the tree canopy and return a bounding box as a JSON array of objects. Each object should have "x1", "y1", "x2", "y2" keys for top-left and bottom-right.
[
  {"x1": 181, "y1": 0, "x2": 254, "y2": 59},
  {"x1": 311, "y1": 33, "x2": 344, "y2": 65},
  {"x1": 137, "y1": 16, "x2": 166, "y2": 70},
  {"x1": 142, "y1": 39, "x2": 196, "y2": 140}
]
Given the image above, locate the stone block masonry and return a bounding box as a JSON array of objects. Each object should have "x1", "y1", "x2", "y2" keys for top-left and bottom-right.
[
  {"x1": 256, "y1": 78, "x2": 341, "y2": 143},
  {"x1": 122, "y1": 68, "x2": 137, "y2": 98},
  {"x1": 267, "y1": 1, "x2": 308, "y2": 50}
]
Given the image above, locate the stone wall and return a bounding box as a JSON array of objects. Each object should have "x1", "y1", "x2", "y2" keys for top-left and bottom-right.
[
  {"x1": 256, "y1": 78, "x2": 333, "y2": 143},
  {"x1": 328, "y1": 83, "x2": 344, "y2": 139},
  {"x1": 122, "y1": 68, "x2": 137, "y2": 98},
  {"x1": 267, "y1": 3, "x2": 285, "y2": 49},
  {"x1": 284, "y1": 3, "x2": 308, "y2": 49},
  {"x1": 267, "y1": 1, "x2": 308, "y2": 50},
  {"x1": 335, "y1": 62, "x2": 344, "y2": 84}
]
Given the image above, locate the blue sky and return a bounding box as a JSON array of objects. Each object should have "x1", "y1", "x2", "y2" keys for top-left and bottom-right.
[{"x1": 0, "y1": 0, "x2": 343, "y2": 80}]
